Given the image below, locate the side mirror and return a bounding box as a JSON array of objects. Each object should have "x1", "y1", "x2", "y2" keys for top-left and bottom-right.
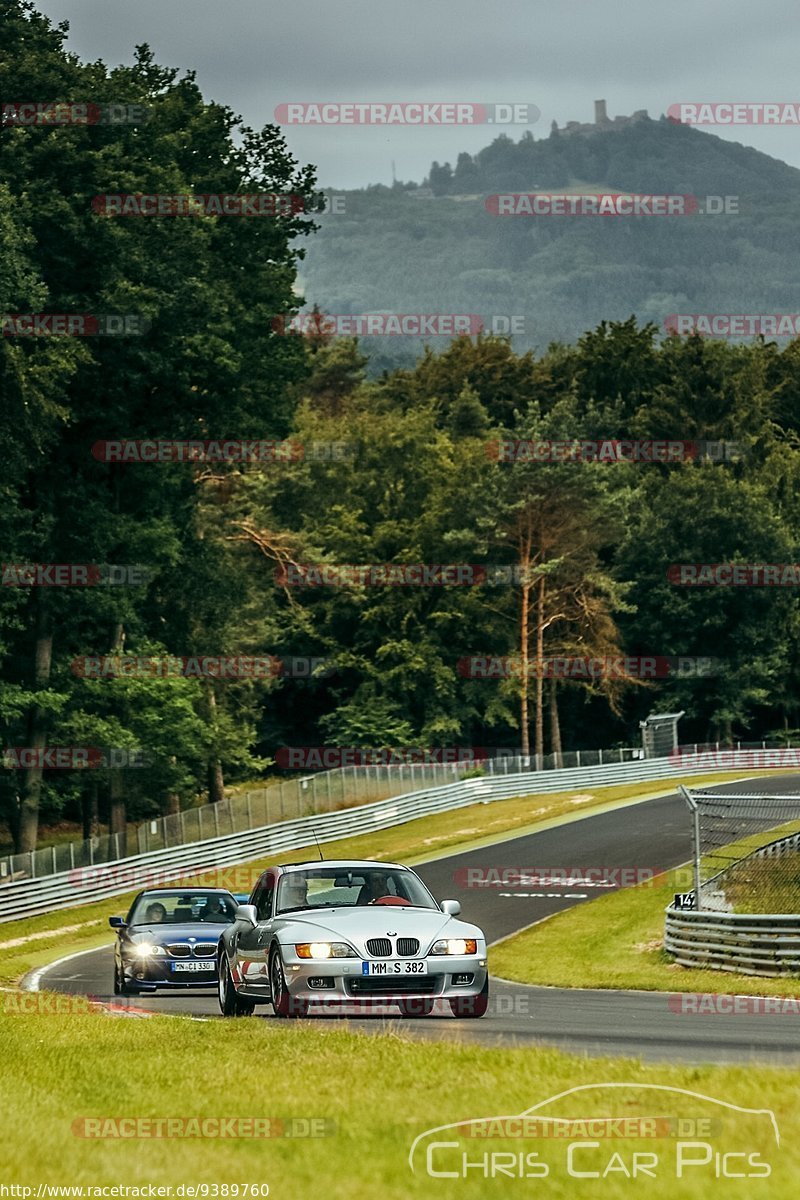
[
  {"x1": 440, "y1": 899, "x2": 461, "y2": 916},
  {"x1": 235, "y1": 904, "x2": 258, "y2": 927},
  {"x1": 108, "y1": 916, "x2": 126, "y2": 929}
]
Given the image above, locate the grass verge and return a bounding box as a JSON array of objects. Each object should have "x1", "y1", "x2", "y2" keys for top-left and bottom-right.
[
  {"x1": 0, "y1": 1010, "x2": 795, "y2": 1198},
  {"x1": 491, "y1": 865, "x2": 800, "y2": 997}
]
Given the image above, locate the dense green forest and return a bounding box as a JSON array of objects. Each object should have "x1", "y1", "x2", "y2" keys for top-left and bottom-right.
[{"x1": 3, "y1": 2, "x2": 800, "y2": 853}]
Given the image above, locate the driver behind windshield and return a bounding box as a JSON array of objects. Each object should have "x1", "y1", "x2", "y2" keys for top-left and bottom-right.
[
  {"x1": 356, "y1": 872, "x2": 393, "y2": 905},
  {"x1": 280, "y1": 875, "x2": 309, "y2": 912}
]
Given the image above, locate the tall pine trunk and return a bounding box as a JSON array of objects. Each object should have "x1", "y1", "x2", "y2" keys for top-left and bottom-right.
[
  {"x1": 17, "y1": 593, "x2": 53, "y2": 854},
  {"x1": 534, "y1": 574, "x2": 546, "y2": 759},
  {"x1": 108, "y1": 622, "x2": 127, "y2": 855},
  {"x1": 549, "y1": 676, "x2": 563, "y2": 766},
  {"x1": 205, "y1": 682, "x2": 225, "y2": 803},
  {"x1": 519, "y1": 577, "x2": 531, "y2": 756}
]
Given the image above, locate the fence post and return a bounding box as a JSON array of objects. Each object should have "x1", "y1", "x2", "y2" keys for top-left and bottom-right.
[
  {"x1": 692, "y1": 801, "x2": 702, "y2": 911},
  {"x1": 599, "y1": 748, "x2": 604, "y2": 765},
  {"x1": 576, "y1": 750, "x2": 581, "y2": 767},
  {"x1": 70, "y1": 842, "x2": 75, "y2": 869},
  {"x1": 30, "y1": 850, "x2": 35, "y2": 878},
  {"x1": 247, "y1": 791, "x2": 253, "y2": 829},
  {"x1": 214, "y1": 806, "x2": 220, "y2": 837}
]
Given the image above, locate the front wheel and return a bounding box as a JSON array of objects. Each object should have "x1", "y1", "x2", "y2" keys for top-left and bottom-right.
[
  {"x1": 396, "y1": 997, "x2": 435, "y2": 1017},
  {"x1": 269, "y1": 948, "x2": 308, "y2": 1018},
  {"x1": 449, "y1": 977, "x2": 489, "y2": 1018},
  {"x1": 218, "y1": 954, "x2": 254, "y2": 1017}
]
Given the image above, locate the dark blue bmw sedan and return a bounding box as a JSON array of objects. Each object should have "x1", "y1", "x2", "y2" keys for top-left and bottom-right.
[{"x1": 109, "y1": 888, "x2": 239, "y2": 994}]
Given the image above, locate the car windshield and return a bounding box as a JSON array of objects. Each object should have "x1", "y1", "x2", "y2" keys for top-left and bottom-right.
[
  {"x1": 275, "y1": 867, "x2": 438, "y2": 914},
  {"x1": 128, "y1": 891, "x2": 237, "y2": 926}
]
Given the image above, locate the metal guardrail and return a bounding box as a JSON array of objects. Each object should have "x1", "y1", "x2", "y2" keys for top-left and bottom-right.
[
  {"x1": 0, "y1": 747, "x2": 649, "y2": 883},
  {"x1": 0, "y1": 749, "x2": 784, "y2": 924},
  {"x1": 666, "y1": 790, "x2": 800, "y2": 976},
  {"x1": 664, "y1": 910, "x2": 800, "y2": 977}
]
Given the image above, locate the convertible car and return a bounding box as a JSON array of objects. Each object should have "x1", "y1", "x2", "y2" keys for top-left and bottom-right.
[
  {"x1": 217, "y1": 859, "x2": 489, "y2": 1018},
  {"x1": 109, "y1": 887, "x2": 239, "y2": 993}
]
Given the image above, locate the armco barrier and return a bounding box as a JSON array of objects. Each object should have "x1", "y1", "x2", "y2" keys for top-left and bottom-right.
[
  {"x1": 665, "y1": 817, "x2": 800, "y2": 977},
  {"x1": 664, "y1": 909, "x2": 800, "y2": 977},
  {"x1": 0, "y1": 750, "x2": 794, "y2": 923}
]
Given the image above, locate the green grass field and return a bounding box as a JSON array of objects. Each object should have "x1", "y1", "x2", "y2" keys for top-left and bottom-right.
[{"x1": 1, "y1": 1008, "x2": 796, "y2": 1199}]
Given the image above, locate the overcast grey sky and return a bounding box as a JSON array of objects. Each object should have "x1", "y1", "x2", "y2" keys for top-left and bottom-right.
[{"x1": 34, "y1": 0, "x2": 800, "y2": 188}]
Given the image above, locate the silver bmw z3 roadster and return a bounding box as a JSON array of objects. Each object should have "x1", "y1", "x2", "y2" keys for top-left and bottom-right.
[{"x1": 217, "y1": 859, "x2": 489, "y2": 1018}]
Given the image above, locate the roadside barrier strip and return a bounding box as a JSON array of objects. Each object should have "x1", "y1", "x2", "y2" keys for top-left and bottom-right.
[{"x1": 0, "y1": 751, "x2": 789, "y2": 922}]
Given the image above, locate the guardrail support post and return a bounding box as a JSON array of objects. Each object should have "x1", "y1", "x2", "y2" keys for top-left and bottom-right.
[{"x1": 29, "y1": 850, "x2": 35, "y2": 878}]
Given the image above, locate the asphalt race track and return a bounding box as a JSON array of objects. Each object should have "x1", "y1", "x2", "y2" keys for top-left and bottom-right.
[{"x1": 27, "y1": 776, "x2": 800, "y2": 1065}]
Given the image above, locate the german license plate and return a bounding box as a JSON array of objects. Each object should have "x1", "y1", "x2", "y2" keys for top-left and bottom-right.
[
  {"x1": 171, "y1": 960, "x2": 213, "y2": 972},
  {"x1": 362, "y1": 960, "x2": 427, "y2": 976}
]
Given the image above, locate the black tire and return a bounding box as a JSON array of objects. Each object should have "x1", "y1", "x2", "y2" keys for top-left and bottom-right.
[
  {"x1": 113, "y1": 960, "x2": 122, "y2": 995},
  {"x1": 449, "y1": 976, "x2": 489, "y2": 1018},
  {"x1": 396, "y1": 997, "x2": 435, "y2": 1017},
  {"x1": 218, "y1": 954, "x2": 254, "y2": 1017},
  {"x1": 269, "y1": 948, "x2": 308, "y2": 1018}
]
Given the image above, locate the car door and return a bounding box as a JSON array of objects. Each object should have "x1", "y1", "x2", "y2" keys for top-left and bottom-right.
[{"x1": 233, "y1": 871, "x2": 276, "y2": 991}]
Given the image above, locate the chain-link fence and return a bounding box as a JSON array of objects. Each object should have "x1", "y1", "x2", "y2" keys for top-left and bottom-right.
[
  {"x1": 679, "y1": 785, "x2": 800, "y2": 913},
  {"x1": 0, "y1": 746, "x2": 647, "y2": 883}
]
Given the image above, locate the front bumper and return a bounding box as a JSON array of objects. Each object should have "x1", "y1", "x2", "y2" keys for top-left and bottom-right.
[
  {"x1": 281, "y1": 953, "x2": 488, "y2": 1004},
  {"x1": 123, "y1": 956, "x2": 218, "y2": 989}
]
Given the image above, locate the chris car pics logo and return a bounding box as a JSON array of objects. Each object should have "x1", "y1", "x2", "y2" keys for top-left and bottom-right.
[{"x1": 409, "y1": 1083, "x2": 778, "y2": 1181}]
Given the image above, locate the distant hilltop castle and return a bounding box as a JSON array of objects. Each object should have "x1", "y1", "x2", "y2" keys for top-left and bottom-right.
[{"x1": 553, "y1": 99, "x2": 649, "y2": 136}]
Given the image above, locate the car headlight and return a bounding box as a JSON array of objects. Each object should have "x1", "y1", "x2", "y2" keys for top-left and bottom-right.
[
  {"x1": 430, "y1": 938, "x2": 477, "y2": 956},
  {"x1": 132, "y1": 943, "x2": 164, "y2": 958},
  {"x1": 295, "y1": 942, "x2": 357, "y2": 960}
]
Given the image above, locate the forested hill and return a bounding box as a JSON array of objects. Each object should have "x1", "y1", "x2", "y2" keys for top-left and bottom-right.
[{"x1": 301, "y1": 116, "x2": 800, "y2": 370}]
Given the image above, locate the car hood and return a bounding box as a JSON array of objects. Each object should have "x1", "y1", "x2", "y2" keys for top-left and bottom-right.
[
  {"x1": 126, "y1": 922, "x2": 228, "y2": 942},
  {"x1": 272, "y1": 905, "x2": 483, "y2": 952}
]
